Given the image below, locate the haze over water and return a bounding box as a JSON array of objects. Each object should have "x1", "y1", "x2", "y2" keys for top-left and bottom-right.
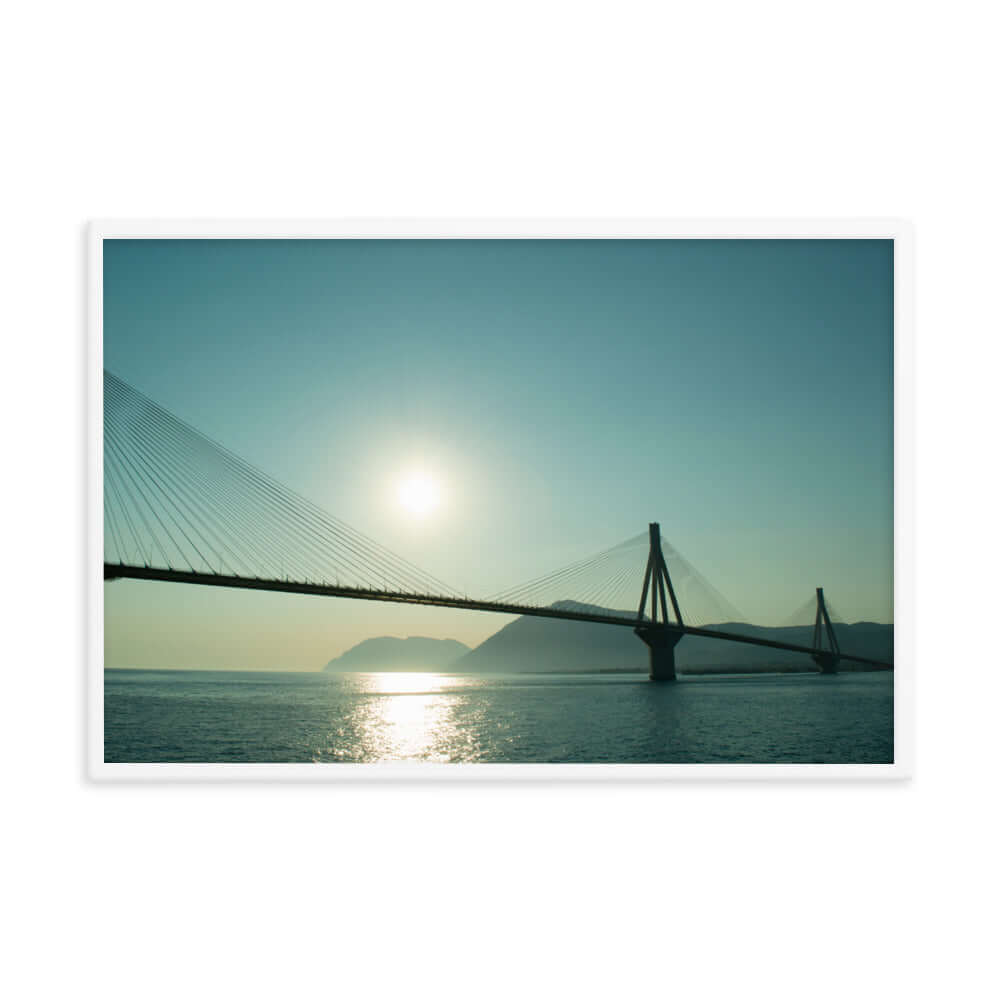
[{"x1": 105, "y1": 668, "x2": 893, "y2": 764}]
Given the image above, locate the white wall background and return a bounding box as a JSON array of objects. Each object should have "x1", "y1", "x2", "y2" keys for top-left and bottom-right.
[{"x1": 3, "y1": 2, "x2": 997, "y2": 997}]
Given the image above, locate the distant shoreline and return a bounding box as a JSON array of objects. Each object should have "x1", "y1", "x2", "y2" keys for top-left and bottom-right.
[{"x1": 105, "y1": 663, "x2": 891, "y2": 675}]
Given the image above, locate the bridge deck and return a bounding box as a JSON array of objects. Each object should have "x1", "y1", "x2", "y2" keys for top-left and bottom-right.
[{"x1": 104, "y1": 564, "x2": 893, "y2": 670}]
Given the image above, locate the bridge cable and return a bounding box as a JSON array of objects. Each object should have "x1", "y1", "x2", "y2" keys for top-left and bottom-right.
[
  {"x1": 489, "y1": 533, "x2": 646, "y2": 605},
  {"x1": 107, "y1": 374, "x2": 410, "y2": 587},
  {"x1": 104, "y1": 371, "x2": 460, "y2": 596},
  {"x1": 106, "y1": 412, "x2": 226, "y2": 575}
]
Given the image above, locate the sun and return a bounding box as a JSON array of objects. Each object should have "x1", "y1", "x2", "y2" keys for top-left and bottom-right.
[{"x1": 397, "y1": 473, "x2": 440, "y2": 517}]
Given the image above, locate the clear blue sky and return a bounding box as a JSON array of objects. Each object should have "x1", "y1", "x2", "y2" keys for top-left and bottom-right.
[{"x1": 104, "y1": 238, "x2": 892, "y2": 669}]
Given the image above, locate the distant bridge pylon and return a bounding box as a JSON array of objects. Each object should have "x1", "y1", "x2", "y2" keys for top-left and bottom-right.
[{"x1": 811, "y1": 587, "x2": 841, "y2": 674}]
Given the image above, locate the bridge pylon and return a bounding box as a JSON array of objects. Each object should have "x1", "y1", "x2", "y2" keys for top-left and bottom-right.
[
  {"x1": 635, "y1": 523, "x2": 684, "y2": 681},
  {"x1": 811, "y1": 587, "x2": 841, "y2": 674}
]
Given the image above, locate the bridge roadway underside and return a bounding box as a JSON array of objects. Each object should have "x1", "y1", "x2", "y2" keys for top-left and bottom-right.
[{"x1": 103, "y1": 564, "x2": 893, "y2": 672}]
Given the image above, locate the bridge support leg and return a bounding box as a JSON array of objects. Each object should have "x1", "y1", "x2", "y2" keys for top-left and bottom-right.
[
  {"x1": 635, "y1": 626, "x2": 683, "y2": 681},
  {"x1": 812, "y1": 652, "x2": 840, "y2": 675}
]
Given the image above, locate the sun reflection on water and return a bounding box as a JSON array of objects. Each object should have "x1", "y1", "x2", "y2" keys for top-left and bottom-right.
[
  {"x1": 362, "y1": 672, "x2": 466, "y2": 696},
  {"x1": 317, "y1": 672, "x2": 483, "y2": 763}
]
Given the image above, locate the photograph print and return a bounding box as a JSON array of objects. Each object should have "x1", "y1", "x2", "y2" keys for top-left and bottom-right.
[{"x1": 97, "y1": 226, "x2": 897, "y2": 772}]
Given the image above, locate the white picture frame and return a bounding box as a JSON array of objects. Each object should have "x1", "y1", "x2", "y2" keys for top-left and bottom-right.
[{"x1": 88, "y1": 218, "x2": 912, "y2": 781}]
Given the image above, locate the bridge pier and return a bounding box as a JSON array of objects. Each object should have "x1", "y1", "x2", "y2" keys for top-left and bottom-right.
[
  {"x1": 635, "y1": 626, "x2": 684, "y2": 681},
  {"x1": 812, "y1": 651, "x2": 840, "y2": 675}
]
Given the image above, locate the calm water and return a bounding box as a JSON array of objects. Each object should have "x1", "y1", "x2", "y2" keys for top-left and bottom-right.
[{"x1": 104, "y1": 669, "x2": 893, "y2": 764}]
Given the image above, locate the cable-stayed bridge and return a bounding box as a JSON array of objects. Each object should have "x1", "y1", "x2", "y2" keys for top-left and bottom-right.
[{"x1": 103, "y1": 371, "x2": 892, "y2": 680}]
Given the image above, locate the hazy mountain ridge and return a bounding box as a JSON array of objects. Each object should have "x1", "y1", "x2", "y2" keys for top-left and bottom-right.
[
  {"x1": 323, "y1": 636, "x2": 469, "y2": 672},
  {"x1": 453, "y1": 601, "x2": 892, "y2": 674},
  {"x1": 324, "y1": 602, "x2": 892, "y2": 674}
]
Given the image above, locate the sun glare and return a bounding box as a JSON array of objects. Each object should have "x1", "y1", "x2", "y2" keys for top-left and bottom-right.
[{"x1": 397, "y1": 473, "x2": 440, "y2": 517}]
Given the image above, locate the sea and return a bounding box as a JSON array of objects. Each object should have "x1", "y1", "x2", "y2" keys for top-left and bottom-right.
[{"x1": 104, "y1": 669, "x2": 893, "y2": 764}]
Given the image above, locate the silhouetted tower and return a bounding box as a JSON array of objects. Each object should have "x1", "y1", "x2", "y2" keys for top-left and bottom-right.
[
  {"x1": 634, "y1": 523, "x2": 684, "y2": 681},
  {"x1": 811, "y1": 586, "x2": 841, "y2": 674}
]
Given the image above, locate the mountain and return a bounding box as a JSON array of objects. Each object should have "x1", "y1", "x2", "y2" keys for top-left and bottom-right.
[
  {"x1": 453, "y1": 601, "x2": 892, "y2": 674},
  {"x1": 323, "y1": 636, "x2": 469, "y2": 672},
  {"x1": 322, "y1": 604, "x2": 893, "y2": 675}
]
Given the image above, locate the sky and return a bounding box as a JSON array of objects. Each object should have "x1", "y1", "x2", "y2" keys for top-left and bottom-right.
[{"x1": 103, "y1": 238, "x2": 893, "y2": 669}]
